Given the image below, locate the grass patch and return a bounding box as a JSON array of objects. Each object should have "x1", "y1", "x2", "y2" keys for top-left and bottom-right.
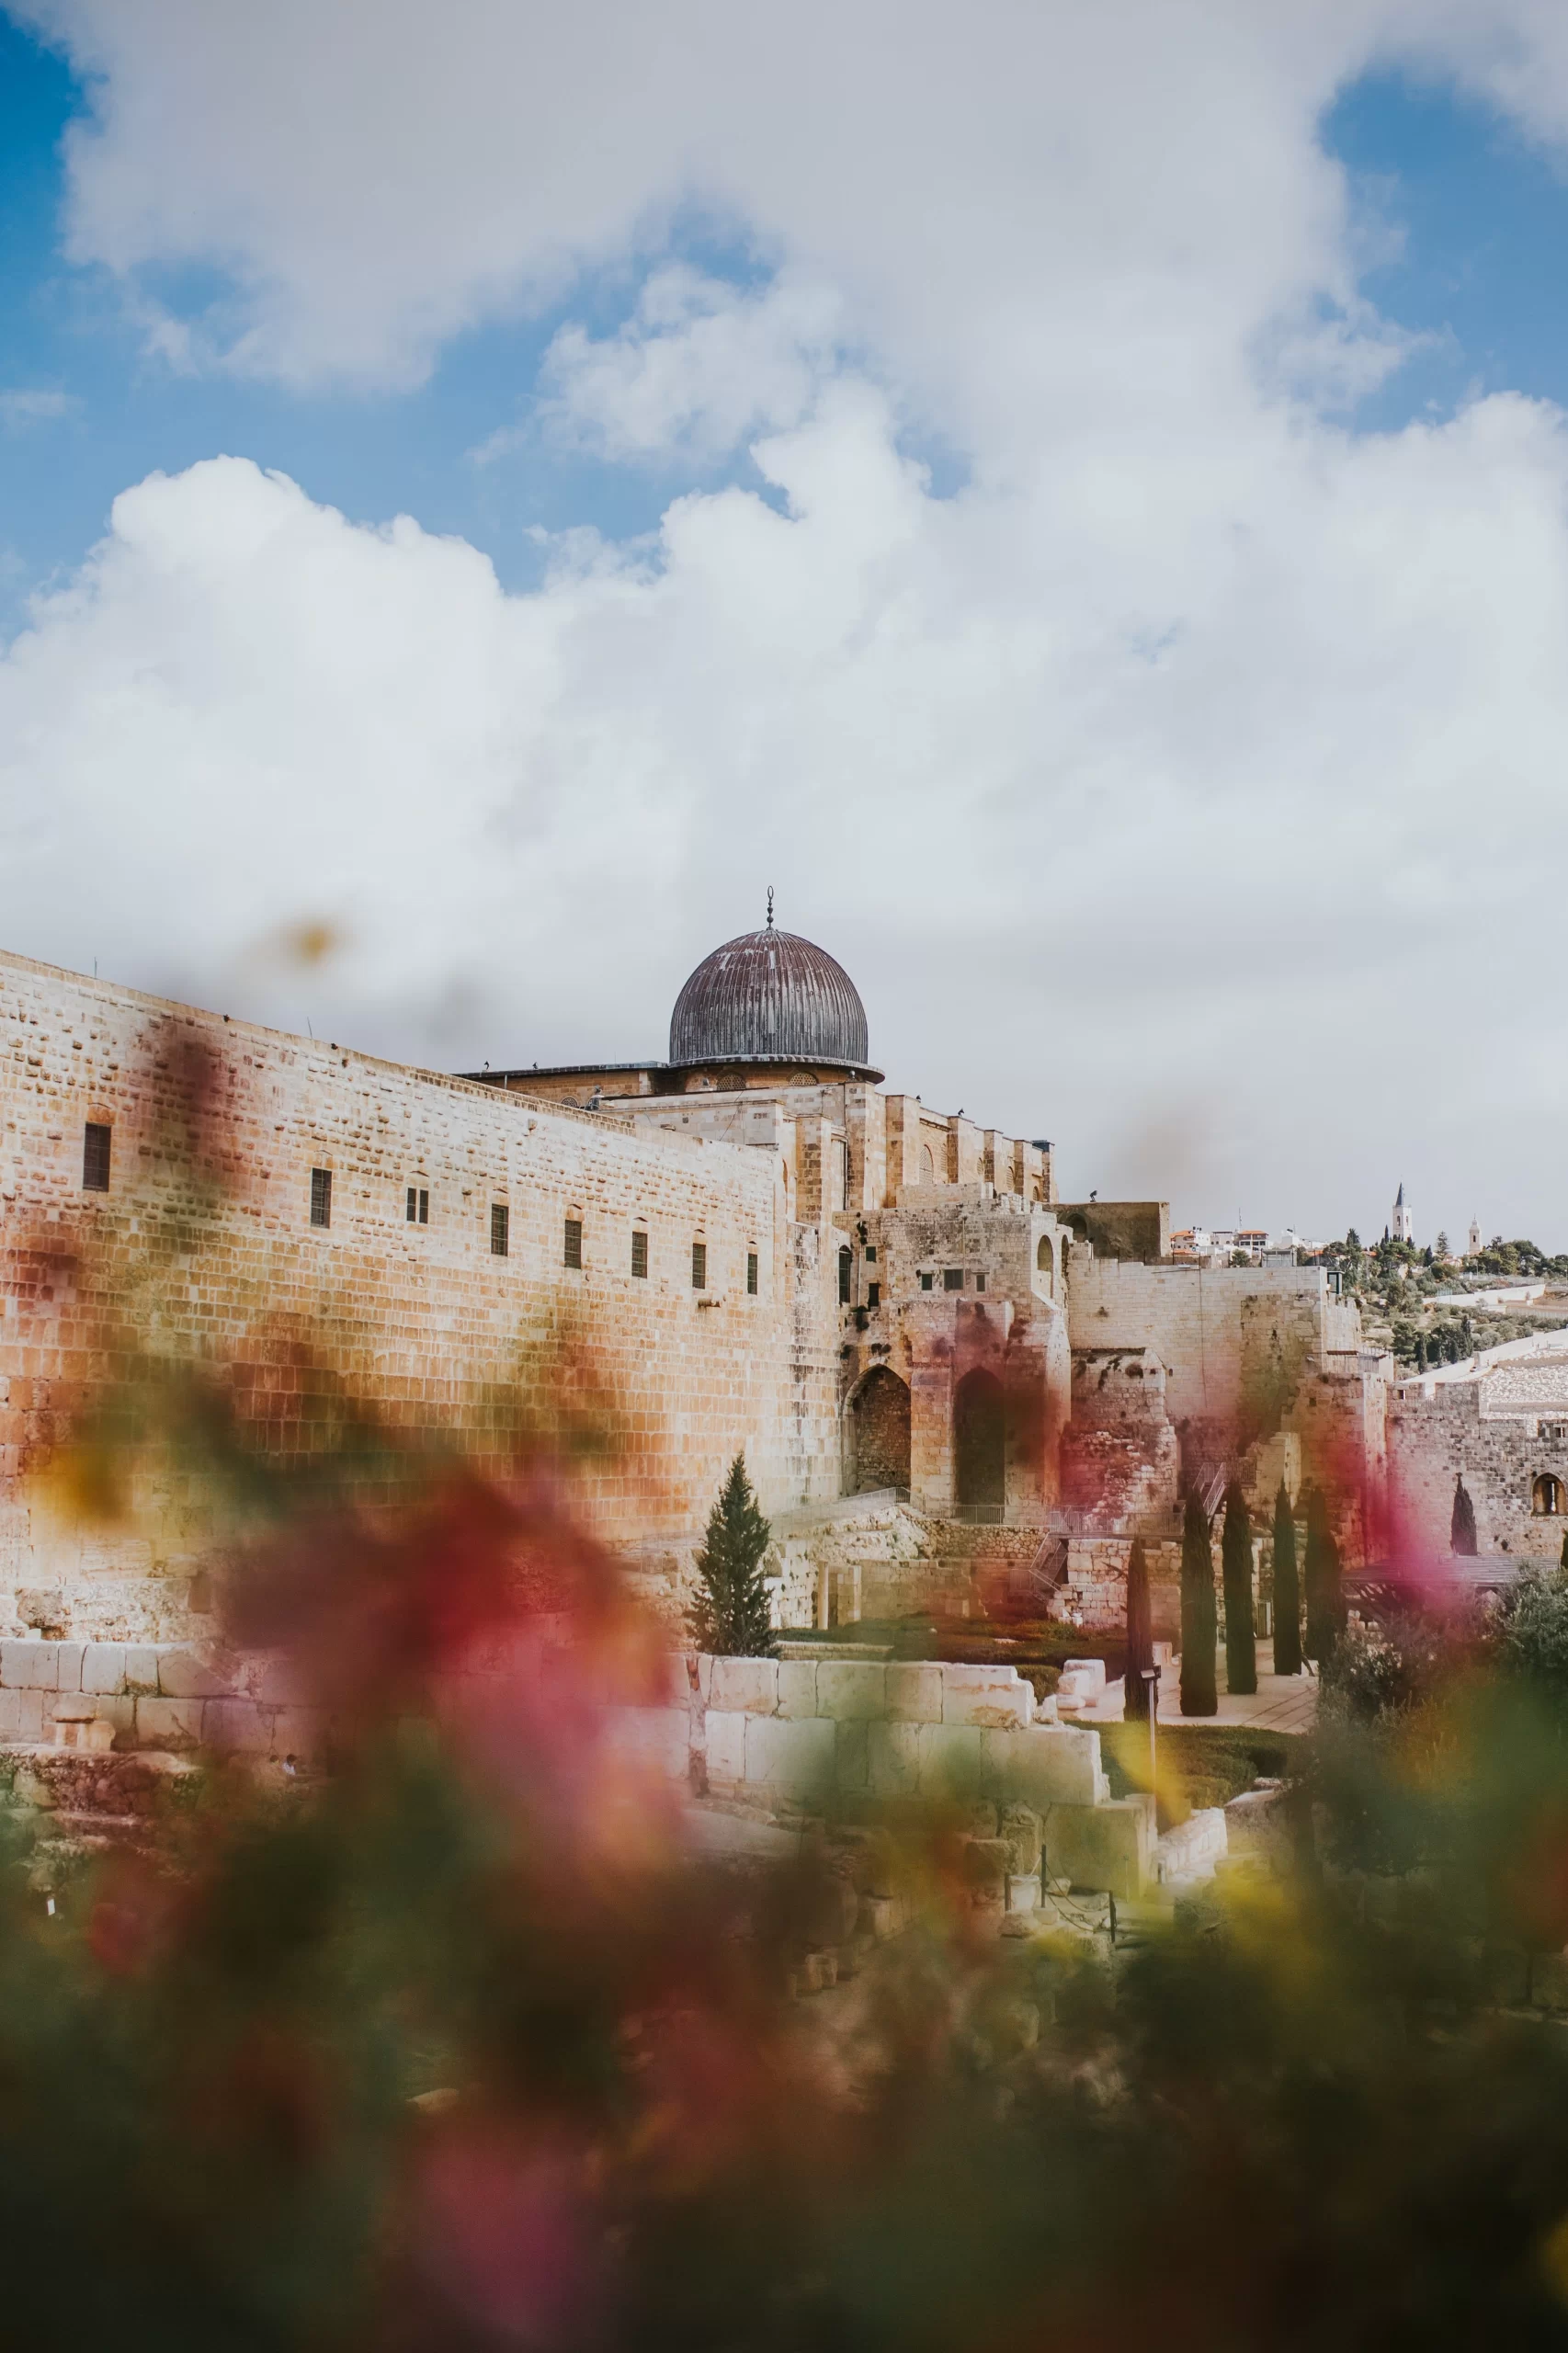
[{"x1": 1101, "y1": 1722, "x2": 1303, "y2": 1828}]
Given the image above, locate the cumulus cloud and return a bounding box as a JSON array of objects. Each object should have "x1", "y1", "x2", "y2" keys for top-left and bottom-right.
[{"x1": 9, "y1": 0, "x2": 1568, "y2": 1239}]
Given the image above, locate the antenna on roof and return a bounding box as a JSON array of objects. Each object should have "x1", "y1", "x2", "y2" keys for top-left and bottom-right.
[{"x1": 766, "y1": 884, "x2": 775, "y2": 931}]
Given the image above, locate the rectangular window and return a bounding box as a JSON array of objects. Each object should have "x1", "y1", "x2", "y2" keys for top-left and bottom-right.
[
  {"x1": 82, "y1": 1121, "x2": 111, "y2": 1193},
  {"x1": 310, "y1": 1168, "x2": 332, "y2": 1229},
  {"x1": 865, "y1": 1245, "x2": 877, "y2": 1263},
  {"x1": 943, "y1": 1267, "x2": 963, "y2": 1291},
  {"x1": 838, "y1": 1246, "x2": 852, "y2": 1304},
  {"x1": 631, "y1": 1231, "x2": 648, "y2": 1279},
  {"x1": 564, "y1": 1217, "x2": 583, "y2": 1269},
  {"x1": 975, "y1": 1272, "x2": 986, "y2": 1293},
  {"x1": 920, "y1": 1270, "x2": 935, "y2": 1291},
  {"x1": 835, "y1": 1137, "x2": 850, "y2": 1210},
  {"x1": 867, "y1": 1282, "x2": 881, "y2": 1309},
  {"x1": 691, "y1": 1241, "x2": 707, "y2": 1290},
  {"x1": 491, "y1": 1203, "x2": 509, "y2": 1257},
  {"x1": 746, "y1": 1250, "x2": 758, "y2": 1296},
  {"x1": 406, "y1": 1186, "x2": 428, "y2": 1224}
]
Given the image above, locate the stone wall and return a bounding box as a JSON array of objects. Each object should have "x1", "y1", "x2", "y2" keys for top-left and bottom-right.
[
  {"x1": 0, "y1": 949, "x2": 833, "y2": 1634},
  {"x1": 1389, "y1": 1381, "x2": 1568, "y2": 1561},
  {"x1": 619, "y1": 1651, "x2": 1153, "y2": 1897}
]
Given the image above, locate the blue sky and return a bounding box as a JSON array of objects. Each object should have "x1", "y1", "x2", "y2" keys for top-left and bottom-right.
[
  {"x1": 6, "y1": 1, "x2": 1568, "y2": 1243},
  {"x1": 2, "y1": 14, "x2": 1562, "y2": 610}
]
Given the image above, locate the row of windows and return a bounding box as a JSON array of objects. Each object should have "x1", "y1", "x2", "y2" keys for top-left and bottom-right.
[
  {"x1": 86, "y1": 1125, "x2": 756, "y2": 1292},
  {"x1": 837, "y1": 1244, "x2": 985, "y2": 1307},
  {"x1": 567, "y1": 1216, "x2": 758, "y2": 1293}
]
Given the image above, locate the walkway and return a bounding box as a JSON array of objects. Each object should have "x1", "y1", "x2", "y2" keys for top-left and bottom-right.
[{"x1": 1074, "y1": 1640, "x2": 1318, "y2": 1735}]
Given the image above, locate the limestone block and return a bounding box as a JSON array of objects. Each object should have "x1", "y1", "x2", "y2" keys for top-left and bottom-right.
[
  {"x1": 0, "y1": 1640, "x2": 57, "y2": 1689},
  {"x1": 1062, "y1": 1657, "x2": 1108, "y2": 1697},
  {"x1": 711, "y1": 1658, "x2": 779, "y2": 1716},
  {"x1": 1000, "y1": 1802, "x2": 1043, "y2": 1877},
  {"x1": 608, "y1": 1706, "x2": 689, "y2": 1781},
  {"x1": 966, "y1": 1801, "x2": 998, "y2": 1838},
  {"x1": 776, "y1": 1661, "x2": 818, "y2": 1719},
  {"x1": 962, "y1": 1837, "x2": 1009, "y2": 1907},
  {"x1": 159, "y1": 1650, "x2": 231, "y2": 1699},
  {"x1": 886, "y1": 1662, "x2": 943, "y2": 1723},
  {"x1": 0, "y1": 1688, "x2": 43, "y2": 1740},
  {"x1": 121, "y1": 1646, "x2": 162, "y2": 1695},
  {"x1": 132, "y1": 1697, "x2": 204, "y2": 1751},
  {"x1": 916, "y1": 1722, "x2": 984, "y2": 1797},
  {"x1": 814, "y1": 1662, "x2": 887, "y2": 1720},
  {"x1": 52, "y1": 1642, "x2": 85, "y2": 1695},
  {"x1": 1046, "y1": 1796, "x2": 1153, "y2": 1901},
  {"x1": 81, "y1": 1643, "x2": 128, "y2": 1696},
  {"x1": 201, "y1": 1698, "x2": 274, "y2": 1755},
  {"x1": 744, "y1": 1713, "x2": 835, "y2": 1800},
  {"x1": 1007, "y1": 1873, "x2": 1041, "y2": 1913},
  {"x1": 835, "y1": 1718, "x2": 869, "y2": 1791},
  {"x1": 942, "y1": 1674, "x2": 1031, "y2": 1731},
  {"x1": 705, "y1": 1710, "x2": 746, "y2": 1784},
  {"x1": 868, "y1": 1720, "x2": 922, "y2": 1794},
  {"x1": 981, "y1": 1724, "x2": 1104, "y2": 1810}
]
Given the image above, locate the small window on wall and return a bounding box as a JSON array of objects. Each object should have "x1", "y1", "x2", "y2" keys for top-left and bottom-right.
[
  {"x1": 865, "y1": 1245, "x2": 877, "y2": 1263},
  {"x1": 746, "y1": 1250, "x2": 758, "y2": 1295},
  {"x1": 943, "y1": 1267, "x2": 963, "y2": 1291},
  {"x1": 1534, "y1": 1473, "x2": 1566, "y2": 1517},
  {"x1": 564, "y1": 1217, "x2": 583, "y2": 1269},
  {"x1": 867, "y1": 1282, "x2": 881, "y2": 1310},
  {"x1": 920, "y1": 1270, "x2": 934, "y2": 1291},
  {"x1": 82, "y1": 1121, "x2": 111, "y2": 1192},
  {"x1": 691, "y1": 1241, "x2": 707, "y2": 1290},
  {"x1": 838, "y1": 1246, "x2": 852, "y2": 1304},
  {"x1": 631, "y1": 1231, "x2": 648, "y2": 1279},
  {"x1": 406, "y1": 1186, "x2": 429, "y2": 1225},
  {"x1": 490, "y1": 1203, "x2": 509, "y2": 1257},
  {"x1": 310, "y1": 1168, "x2": 332, "y2": 1229},
  {"x1": 975, "y1": 1272, "x2": 986, "y2": 1293},
  {"x1": 835, "y1": 1137, "x2": 850, "y2": 1210}
]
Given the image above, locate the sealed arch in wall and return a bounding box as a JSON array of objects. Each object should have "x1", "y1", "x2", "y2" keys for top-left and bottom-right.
[{"x1": 846, "y1": 1365, "x2": 911, "y2": 1495}]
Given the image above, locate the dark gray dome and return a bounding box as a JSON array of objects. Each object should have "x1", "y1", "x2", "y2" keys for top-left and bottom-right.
[{"x1": 670, "y1": 924, "x2": 869, "y2": 1068}]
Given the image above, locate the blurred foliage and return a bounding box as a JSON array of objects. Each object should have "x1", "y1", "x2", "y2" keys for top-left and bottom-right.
[{"x1": 1103, "y1": 1722, "x2": 1301, "y2": 1823}]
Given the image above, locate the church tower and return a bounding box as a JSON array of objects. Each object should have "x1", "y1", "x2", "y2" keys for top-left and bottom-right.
[
  {"x1": 1392, "y1": 1181, "x2": 1413, "y2": 1245},
  {"x1": 1468, "y1": 1217, "x2": 1482, "y2": 1259}
]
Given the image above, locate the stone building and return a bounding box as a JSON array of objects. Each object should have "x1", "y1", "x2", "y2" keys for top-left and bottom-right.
[
  {"x1": 1389, "y1": 1332, "x2": 1568, "y2": 1565},
  {"x1": 0, "y1": 914, "x2": 1389, "y2": 1640}
]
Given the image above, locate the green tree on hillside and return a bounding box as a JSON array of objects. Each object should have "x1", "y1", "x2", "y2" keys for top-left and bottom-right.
[
  {"x1": 1303, "y1": 1485, "x2": 1345, "y2": 1665},
  {"x1": 1221, "y1": 1480, "x2": 1256, "y2": 1697},
  {"x1": 1272, "y1": 1483, "x2": 1301, "y2": 1675},
  {"x1": 690, "y1": 1455, "x2": 777, "y2": 1657},
  {"x1": 1179, "y1": 1493, "x2": 1217, "y2": 1718}
]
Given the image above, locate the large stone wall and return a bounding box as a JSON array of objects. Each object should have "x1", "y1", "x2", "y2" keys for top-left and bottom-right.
[
  {"x1": 0, "y1": 950, "x2": 835, "y2": 1635},
  {"x1": 1389, "y1": 1381, "x2": 1568, "y2": 1561}
]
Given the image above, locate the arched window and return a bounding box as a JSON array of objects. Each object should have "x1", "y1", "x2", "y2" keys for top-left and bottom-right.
[
  {"x1": 1036, "y1": 1233, "x2": 1054, "y2": 1299},
  {"x1": 1534, "y1": 1473, "x2": 1565, "y2": 1517}
]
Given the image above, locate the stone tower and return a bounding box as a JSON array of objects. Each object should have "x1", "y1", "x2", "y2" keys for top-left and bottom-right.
[{"x1": 1392, "y1": 1181, "x2": 1413, "y2": 1245}]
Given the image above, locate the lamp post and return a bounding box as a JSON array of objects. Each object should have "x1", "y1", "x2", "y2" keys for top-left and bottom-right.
[{"x1": 1142, "y1": 1665, "x2": 1160, "y2": 1798}]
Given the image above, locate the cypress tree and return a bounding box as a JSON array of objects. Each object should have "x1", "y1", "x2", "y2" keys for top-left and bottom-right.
[
  {"x1": 1221, "y1": 1479, "x2": 1256, "y2": 1696},
  {"x1": 690, "y1": 1455, "x2": 778, "y2": 1658},
  {"x1": 1179, "y1": 1492, "x2": 1217, "y2": 1718},
  {"x1": 1303, "y1": 1485, "x2": 1345, "y2": 1666},
  {"x1": 1123, "y1": 1538, "x2": 1153, "y2": 1725},
  {"x1": 1560, "y1": 1529, "x2": 1568, "y2": 1574},
  {"x1": 1272, "y1": 1483, "x2": 1302, "y2": 1676},
  {"x1": 1450, "y1": 1474, "x2": 1478, "y2": 1558}
]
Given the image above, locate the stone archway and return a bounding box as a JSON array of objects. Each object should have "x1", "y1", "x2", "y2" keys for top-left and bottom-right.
[
  {"x1": 847, "y1": 1366, "x2": 912, "y2": 1494},
  {"x1": 954, "y1": 1368, "x2": 1006, "y2": 1516}
]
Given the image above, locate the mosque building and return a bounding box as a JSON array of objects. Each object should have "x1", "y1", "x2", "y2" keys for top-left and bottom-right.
[{"x1": 0, "y1": 915, "x2": 1387, "y2": 1641}]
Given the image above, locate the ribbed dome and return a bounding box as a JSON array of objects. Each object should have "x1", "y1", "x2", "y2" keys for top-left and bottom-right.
[{"x1": 670, "y1": 924, "x2": 869, "y2": 1068}]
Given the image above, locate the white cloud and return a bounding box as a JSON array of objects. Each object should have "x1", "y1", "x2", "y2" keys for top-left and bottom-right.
[
  {"x1": 10, "y1": 0, "x2": 1568, "y2": 1241},
  {"x1": 0, "y1": 389, "x2": 82, "y2": 429},
  {"x1": 517, "y1": 267, "x2": 843, "y2": 467}
]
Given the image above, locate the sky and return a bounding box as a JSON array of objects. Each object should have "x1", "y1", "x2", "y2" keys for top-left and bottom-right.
[{"x1": 6, "y1": 6, "x2": 1568, "y2": 1245}]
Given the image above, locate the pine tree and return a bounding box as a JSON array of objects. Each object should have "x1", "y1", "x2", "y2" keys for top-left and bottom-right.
[
  {"x1": 1303, "y1": 1485, "x2": 1345, "y2": 1666},
  {"x1": 1450, "y1": 1474, "x2": 1478, "y2": 1557},
  {"x1": 1221, "y1": 1480, "x2": 1256, "y2": 1697},
  {"x1": 689, "y1": 1455, "x2": 778, "y2": 1658},
  {"x1": 1272, "y1": 1483, "x2": 1302, "y2": 1676},
  {"x1": 1123, "y1": 1538, "x2": 1153, "y2": 1725},
  {"x1": 1179, "y1": 1493, "x2": 1217, "y2": 1717}
]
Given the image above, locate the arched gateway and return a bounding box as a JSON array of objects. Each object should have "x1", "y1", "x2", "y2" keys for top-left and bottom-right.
[
  {"x1": 847, "y1": 1366, "x2": 912, "y2": 1494},
  {"x1": 954, "y1": 1368, "x2": 1006, "y2": 1517}
]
